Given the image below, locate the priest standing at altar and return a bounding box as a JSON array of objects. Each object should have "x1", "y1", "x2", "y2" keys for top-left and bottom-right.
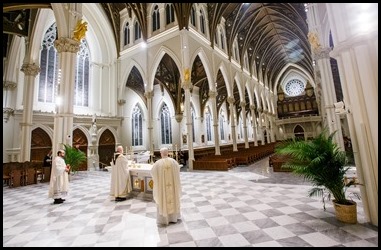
[
  {"x1": 110, "y1": 146, "x2": 132, "y2": 202},
  {"x1": 151, "y1": 147, "x2": 182, "y2": 226}
]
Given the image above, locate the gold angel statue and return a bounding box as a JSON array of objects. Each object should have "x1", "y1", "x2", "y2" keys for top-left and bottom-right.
[
  {"x1": 184, "y1": 68, "x2": 190, "y2": 81},
  {"x1": 307, "y1": 32, "x2": 321, "y2": 52},
  {"x1": 73, "y1": 20, "x2": 88, "y2": 42}
]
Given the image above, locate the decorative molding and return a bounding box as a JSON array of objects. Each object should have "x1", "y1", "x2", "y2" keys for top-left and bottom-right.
[
  {"x1": 227, "y1": 96, "x2": 235, "y2": 105},
  {"x1": 240, "y1": 101, "x2": 246, "y2": 108},
  {"x1": 257, "y1": 107, "x2": 263, "y2": 112},
  {"x1": 314, "y1": 47, "x2": 332, "y2": 60},
  {"x1": 54, "y1": 37, "x2": 80, "y2": 53},
  {"x1": 250, "y1": 105, "x2": 256, "y2": 110},
  {"x1": 181, "y1": 80, "x2": 192, "y2": 90},
  {"x1": 175, "y1": 114, "x2": 183, "y2": 123},
  {"x1": 3, "y1": 81, "x2": 17, "y2": 90},
  {"x1": 208, "y1": 90, "x2": 217, "y2": 98},
  {"x1": 144, "y1": 91, "x2": 154, "y2": 99},
  {"x1": 21, "y1": 63, "x2": 40, "y2": 77},
  {"x1": 117, "y1": 99, "x2": 126, "y2": 105},
  {"x1": 3, "y1": 107, "x2": 14, "y2": 122}
]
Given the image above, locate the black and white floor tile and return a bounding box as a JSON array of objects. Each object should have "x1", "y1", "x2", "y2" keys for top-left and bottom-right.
[{"x1": 3, "y1": 157, "x2": 378, "y2": 247}]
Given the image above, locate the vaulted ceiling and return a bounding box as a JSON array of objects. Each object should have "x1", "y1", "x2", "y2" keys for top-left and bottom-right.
[
  {"x1": 3, "y1": 3, "x2": 313, "y2": 94},
  {"x1": 101, "y1": 3, "x2": 313, "y2": 92}
]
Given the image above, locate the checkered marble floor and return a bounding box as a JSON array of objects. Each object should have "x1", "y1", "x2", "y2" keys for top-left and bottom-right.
[{"x1": 3, "y1": 157, "x2": 378, "y2": 247}]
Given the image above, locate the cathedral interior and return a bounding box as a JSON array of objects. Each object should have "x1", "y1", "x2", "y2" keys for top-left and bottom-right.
[{"x1": 3, "y1": 3, "x2": 378, "y2": 245}]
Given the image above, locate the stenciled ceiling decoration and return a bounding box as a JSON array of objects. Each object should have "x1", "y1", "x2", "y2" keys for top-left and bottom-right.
[
  {"x1": 3, "y1": 3, "x2": 321, "y2": 112},
  {"x1": 100, "y1": 3, "x2": 312, "y2": 92}
]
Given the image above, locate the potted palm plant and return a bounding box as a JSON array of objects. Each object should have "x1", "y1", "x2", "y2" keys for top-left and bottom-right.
[
  {"x1": 63, "y1": 144, "x2": 87, "y2": 174},
  {"x1": 275, "y1": 130, "x2": 359, "y2": 223}
]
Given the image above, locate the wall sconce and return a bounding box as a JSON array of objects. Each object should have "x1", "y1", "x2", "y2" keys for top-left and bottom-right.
[{"x1": 180, "y1": 102, "x2": 184, "y2": 112}]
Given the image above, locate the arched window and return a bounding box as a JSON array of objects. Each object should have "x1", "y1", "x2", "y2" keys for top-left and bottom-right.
[
  {"x1": 75, "y1": 39, "x2": 90, "y2": 106},
  {"x1": 134, "y1": 21, "x2": 141, "y2": 40},
  {"x1": 160, "y1": 103, "x2": 172, "y2": 144},
  {"x1": 38, "y1": 23, "x2": 59, "y2": 103},
  {"x1": 205, "y1": 107, "x2": 212, "y2": 141},
  {"x1": 191, "y1": 106, "x2": 195, "y2": 143},
  {"x1": 39, "y1": 23, "x2": 89, "y2": 107},
  {"x1": 190, "y1": 7, "x2": 196, "y2": 26},
  {"x1": 219, "y1": 112, "x2": 225, "y2": 141},
  {"x1": 132, "y1": 104, "x2": 143, "y2": 146},
  {"x1": 152, "y1": 5, "x2": 160, "y2": 32},
  {"x1": 165, "y1": 4, "x2": 175, "y2": 25},
  {"x1": 124, "y1": 22, "x2": 130, "y2": 46},
  {"x1": 200, "y1": 9, "x2": 205, "y2": 34}
]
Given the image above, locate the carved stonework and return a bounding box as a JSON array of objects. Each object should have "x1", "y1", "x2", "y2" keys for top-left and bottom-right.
[
  {"x1": 175, "y1": 114, "x2": 183, "y2": 123},
  {"x1": 3, "y1": 81, "x2": 17, "y2": 90},
  {"x1": 257, "y1": 107, "x2": 263, "y2": 112},
  {"x1": 208, "y1": 90, "x2": 217, "y2": 98},
  {"x1": 21, "y1": 64, "x2": 40, "y2": 77},
  {"x1": 227, "y1": 96, "x2": 235, "y2": 105},
  {"x1": 250, "y1": 105, "x2": 256, "y2": 110},
  {"x1": 240, "y1": 101, "x2": 246, "y2": 108},
  {"x1": 54, "y1": 37, "x2": 80, "y2": 53},
  {"x1": 117, "y1": 99, "x2": 126, "y2": 105},
  {"x1": 144, "y1": 91, "x2": 154, "y2": 99},
  {"x1": 3, "y1": 107, "x2": 14, "y2": 122},
  {"x1": 181, "y1": 80, "x2": 192, "y2": 90},
  {"x1": 314, "y1": 47, "x2": 332, "y2": 60},
  {"x1": 308, "y1": 31, "x2": 321, "y2": 53}
]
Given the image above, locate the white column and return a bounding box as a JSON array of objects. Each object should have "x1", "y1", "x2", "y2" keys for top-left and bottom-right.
[
  {"x1": 20, "y1": 64, "x2": 40, "y2": 161},
  {"x1": 144, "y1": 91, "x2": 154, "y2": 162},
  {"x1": 183, "y1": 81, "x2": 193, "y2": 170},
  {"x1": 240, "y1": 102, "x2": 249, "y2": 148},
  {"x1": 52, "y1": 38, "x2": 80, "y2": 154},
  {"x1": 227, "y1": 96, "x2": 237, "y2": 151},
  {"x1": 3, "y1": 81, "x2": 17, "y2": 123},
  {"x1": 331, "y1": 42, "x2": 378, "y2": 227},
  {"x1": 250, "y1": 105, "x2": 258, "y2": 146},
  {"x1": 209, "y1": 90, "x2": 220, "y2": 155},
  {"x1": 257, "y1": 108, "x2": 264, "y2": 145},
  {"x1": 314, "y1": 48, "x2": 344, "y2": 149},
  {"x1": 269, "y1": 113, "x2": 276, "y2": 142}
]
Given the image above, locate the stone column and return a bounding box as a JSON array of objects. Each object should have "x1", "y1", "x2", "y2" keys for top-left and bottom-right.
[
  {"x1": 269, "y1": 113, "x2": 276, "y2": 142},
  {"x1": 314, "y1": 47, "x2": 344, "y2": 149},
  {"x1": 240, "y1": 102, "x2": 249, "y2": 148},
  {"x1": 52, "y1": 37, "x2": 80, "y2": 155},
  {"x1": 250, "y1": 105, "x2": 258, "y2": 146},
  {"x1": 209, "y1": 90, "x2": 220, "y2": 155},
  {"x1": 227, "y1": 96, "x2": 237, "y2": 151},
  {"x1": 19, "y1": 64, "x2": 40, "y2": 161},
  {"x1": 182, "y1": 80, "x2": 194, "y2": 170},
  {"x1": 263, "y1": 111, "x2": 270, "y2": 144},
  {"x1": 144, "y1": 91, "x2": 154, "y2": 162},
  {"x1": 330, "y1": 38, "x2": 378, "y2": 227},
  {"x1": 3, "y1": 81, "x2": 17, "y2": 123},
  {"x1": 257, "y1": 107, "x2": 264, "y2": 145}
]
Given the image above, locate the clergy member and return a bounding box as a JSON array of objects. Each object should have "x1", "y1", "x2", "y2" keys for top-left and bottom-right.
[
  {"x1": 48, "y1": 150, "x2": 70, "y2": 204},
  {"x1": 110, "y1": 146, "x2": 132, "y2": 201},
  {"x1": 151, "y1": 147, "x2": 182, "y2": 225}
]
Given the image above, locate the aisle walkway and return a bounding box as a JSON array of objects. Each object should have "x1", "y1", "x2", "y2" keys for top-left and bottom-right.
[{"x1": 3, "y1": 157, "x2": 378, "y2": 247}]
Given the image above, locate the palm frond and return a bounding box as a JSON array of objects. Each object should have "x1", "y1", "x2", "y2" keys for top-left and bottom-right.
[
  {"x1": 63, "y1": 144, "x2": 87, "y2": 173},
  {"x1": 274, "y1": 129, "x2": 350, "y2": 205}
]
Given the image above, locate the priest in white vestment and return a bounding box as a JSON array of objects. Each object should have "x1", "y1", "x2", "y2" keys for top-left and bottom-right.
[
  {"x1": 151, "y1": 147, "x2": 182, "y2": 225},
  {"x1": 110, "y1": 146, "x2": 132, "y2": 201},
  {"x1": 48, "y1": 150, "x2": 70, "y2": 204}
]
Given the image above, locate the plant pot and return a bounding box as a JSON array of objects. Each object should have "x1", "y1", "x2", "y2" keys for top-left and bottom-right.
[{"x1": 332, "y1": 200, "x2": 357, "y2": 224}]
